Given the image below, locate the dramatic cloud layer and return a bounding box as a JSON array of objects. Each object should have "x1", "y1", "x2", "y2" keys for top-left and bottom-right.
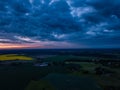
[{"x1": 0, "y1": 0, "x2": 120, "y2": 48}]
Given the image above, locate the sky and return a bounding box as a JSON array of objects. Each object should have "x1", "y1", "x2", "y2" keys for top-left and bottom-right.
[{"x1": 0, "y1": 0, "x2": 120, "y2": 49}]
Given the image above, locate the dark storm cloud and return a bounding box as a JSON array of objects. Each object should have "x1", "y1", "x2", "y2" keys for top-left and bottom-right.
[
  {"x1": 0, "y1": 0, "x2": 81, "y2": 41},
  {"x1": 87, "y1": 0, "x2": 120, "y2": 18},
  {"x1": 0, "y1": 0, "x2": 120, "y2": 48},
  {"x1": 66, "y1": 0, "x2": 120, "y2": 45}
]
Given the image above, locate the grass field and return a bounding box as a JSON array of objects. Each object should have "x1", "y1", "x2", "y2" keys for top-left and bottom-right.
[
  {"x1": 44, "y1": 55, "x2": 94, "y2": 62},
  {"x1": 25, "y1": 80, "x2": 55, "y2": 90},
  {"x1": 0, "y1": 54, "x2": 33, "y2": 61}
]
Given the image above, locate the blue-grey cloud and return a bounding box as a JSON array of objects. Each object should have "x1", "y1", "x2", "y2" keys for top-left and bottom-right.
[{"x1": 0, "y1": 0, "x2": 120, "y2": 48}]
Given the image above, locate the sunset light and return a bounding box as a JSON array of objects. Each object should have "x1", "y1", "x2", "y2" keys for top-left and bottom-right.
[{"x1": 0, "y1": 43, "x2": 39, "y2": 49}]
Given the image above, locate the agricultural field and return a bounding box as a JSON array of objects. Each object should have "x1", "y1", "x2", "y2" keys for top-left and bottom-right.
[
  {"x1": 44, "y1": 55, "x2": 96, "y2": 62},
  {"x1": 0, "y1": 50, "x2": 119, "y2": 90},
  {"x1": 68, "y1": 62, "x2": 120, "y2": 90},
  {"x1": 25, "y1": 80, "x2": 55, "y2": 90},
  {"x1": 0, "y1": 54, "x2": 33, "y2": 61}
]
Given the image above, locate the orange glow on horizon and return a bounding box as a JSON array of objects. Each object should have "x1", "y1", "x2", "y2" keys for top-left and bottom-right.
[{"x1": 0, "y1": 43, "x2": 42, "y2": 49}]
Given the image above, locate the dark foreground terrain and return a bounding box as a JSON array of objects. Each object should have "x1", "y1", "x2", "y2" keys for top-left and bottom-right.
[{"x1": 0, "y1": 49, "x2": 120, "y2": 90}]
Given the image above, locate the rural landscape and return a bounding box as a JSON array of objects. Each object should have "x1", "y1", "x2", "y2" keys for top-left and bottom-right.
[
  {"x1": 0, "y1": 0, "x2": 120, "y2": 90},
  {"x1": 0, "y1": 49, "x2": 120, "y2": 90}
]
